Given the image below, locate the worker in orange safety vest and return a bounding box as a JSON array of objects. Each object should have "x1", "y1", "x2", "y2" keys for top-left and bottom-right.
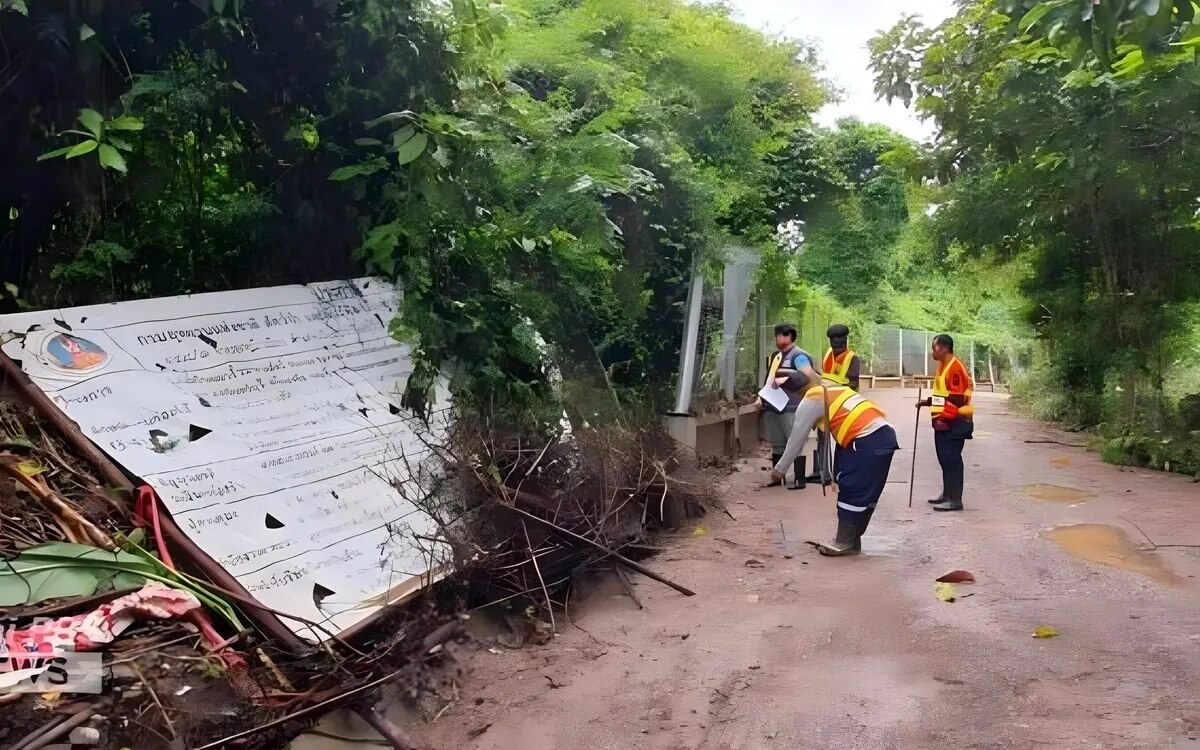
[
  {"x1": 805, "y1": 324, "x2": 864, "y2": 485},
  {"x1": 771, "y1": 378, "x2": 899, "y2": 556},
  {"x1": 916, "y1": 334, "x2": 974, "y2": 512}
]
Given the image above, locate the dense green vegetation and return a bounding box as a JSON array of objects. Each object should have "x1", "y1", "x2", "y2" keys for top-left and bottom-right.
[
  {"x1": 0, "y1": 0, "x2": 825, "y2": 424},
  {"x1": 870, "y1": 0, "x2": 1200, "y2": 473},
  {"x1": 1, "y1": 0, "x2": 1195, "y2": 473}
]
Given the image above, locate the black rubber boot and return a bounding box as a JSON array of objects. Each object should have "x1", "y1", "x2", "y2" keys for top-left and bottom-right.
[
  {"x1": 927, "y1": 495, "x2": 946, "y2": 504},
  {"x1": 933, "y1": 468, "x2": 964, "y2": 511},
  {"x1": 815, "y1": 521, "x2": 860, "y2": 556},
  {"x1": 932, "y1": 498, "x2": 964, "y2": 512},
  {"x1": 789, "y1": 456, "x2": 807, "y2": 490},
  {"x1": 805, "y1": 448, "x2": 821, "y2": 482},
  {"x1": 766, "y1": 454, "x2": 783, "y2": 487}
]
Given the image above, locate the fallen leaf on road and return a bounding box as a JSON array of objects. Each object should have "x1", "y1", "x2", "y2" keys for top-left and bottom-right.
[
  {"x1": 745, "y1": 559, "x2": 764, "y2": 567},
  {"x1": 468, "y1": 724, "x2": 492, "y2": 738},
  {"x1": 1032, "y1": 625, "x2": 1060, "y2": 639},
  {"x1": 934, "y1": 582, "x2": 957, "y2": 602},
  {"x1": 487, "y1": 647, "x2": 504, "y2": 655},
  {"x1": 693, "y1": 523, "x2": 710, "y2": 537},
  {"x1": 936, "y1": 570, "x2": 976, "y2": 584}
]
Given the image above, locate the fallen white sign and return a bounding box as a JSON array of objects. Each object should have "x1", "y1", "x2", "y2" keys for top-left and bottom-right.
[{"x1": 0, "y1": 279, "x2": 449, "y2": 639}]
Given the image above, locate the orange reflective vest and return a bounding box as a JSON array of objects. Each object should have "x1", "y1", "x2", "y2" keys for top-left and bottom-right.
[
  {"x1": 805, "y1": 384, "x2": 887, "y2": 448},
  {"x1": 931, "y1": 355, "x2": 974, "y2": 421},
  {"x1": 822, "y1": 348, "x2": 856, "y2": 387}
]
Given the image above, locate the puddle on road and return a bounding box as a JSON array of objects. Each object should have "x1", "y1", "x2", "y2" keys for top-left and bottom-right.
[
  {"x1": 1043, "y1": 524, "x2": 1178, "y2": 585},
  {"x1": 1021, "y1": 483, "x2": 1094, "y2": 503},
  {"x1": 1050, "y1": 455, "x2": 1071, "y2": 467}
]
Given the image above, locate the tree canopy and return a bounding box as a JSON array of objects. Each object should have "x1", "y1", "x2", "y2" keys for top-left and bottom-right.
[
  {"x1": 0, "y1": 0, "x2": 828, "y2": 420},
  {"x1": 869, "y1": 0, "x2": 1200, "y2": 471}
]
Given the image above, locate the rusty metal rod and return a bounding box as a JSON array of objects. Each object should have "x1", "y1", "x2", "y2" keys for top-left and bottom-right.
[{"x1": 356, "y1": 706, "x2": 417, "y2": 750}]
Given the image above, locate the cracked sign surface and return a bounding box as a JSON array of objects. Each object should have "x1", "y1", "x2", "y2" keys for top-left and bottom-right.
[{"x1": 0, "y1": 278, "x2": 449, "y2": 639}]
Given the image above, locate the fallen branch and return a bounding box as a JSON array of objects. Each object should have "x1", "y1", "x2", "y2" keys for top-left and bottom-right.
[
  {"x1": 498, "y1": 499, "x2": 696, "y2": 597},
  {"x1": 521, "y1": 520, "x2": 557, "y2": 636},
  {"x1": 0, "y1": 461, "x2": 114, "y2": 549},
  {"x1": 13, "y1": 707, "x2": 94, "y2": 750}
]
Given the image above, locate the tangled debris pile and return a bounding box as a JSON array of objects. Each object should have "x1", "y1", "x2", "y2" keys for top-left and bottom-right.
[
  {"x1": 0, "y1": 364, "x2": 716, "y2": 749},
  {"x1": 448, "y1": 417, "x2": 715, "y2": 623}
]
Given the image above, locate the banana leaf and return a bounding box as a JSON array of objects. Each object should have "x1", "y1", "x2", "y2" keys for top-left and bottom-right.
[
  {"x1": 0, "y1": 539, "x2": 245, "y2": 630},
  {"x1": 0, "y1": 542, "x2": 156, "y2": 606}
]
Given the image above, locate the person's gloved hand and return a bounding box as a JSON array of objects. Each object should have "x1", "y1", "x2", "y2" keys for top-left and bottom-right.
[
  {"x1": 916, "y1": 398, "x2": 932, "y2": 408},
  {"x1": 942, "y1": 401, "x2": 960, "y2": 419}
]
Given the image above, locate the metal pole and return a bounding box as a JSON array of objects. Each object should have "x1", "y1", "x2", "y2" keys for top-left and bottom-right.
[
  {"x1": 756, "y1": 295, "x2": 765, "y2": 389},
  {"x1": 923, "y1": 331, "x2": 929, "y2": 376},
  {"x1": 672, "y1": 265, "x2": 704, "y2": 415},
  {"x1": 898, "y1": 328, "x2": 904, "y2": 377},
  {"x1": 908, "y1": 387, "x2": 923, "y2": 508}
]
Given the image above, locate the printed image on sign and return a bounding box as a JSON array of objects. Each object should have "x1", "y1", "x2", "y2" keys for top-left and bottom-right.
[{"x1": 0, "y1": 279, "x2": 450, "y2": 640}]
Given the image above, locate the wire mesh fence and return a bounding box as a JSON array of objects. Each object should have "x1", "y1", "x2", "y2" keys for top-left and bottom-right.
[{"x1": 676, "y1": 257, "x2": 1032, "y2": 412}]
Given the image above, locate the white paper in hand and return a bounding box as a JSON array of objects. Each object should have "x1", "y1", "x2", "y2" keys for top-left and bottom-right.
[{"x1": 758, "y1": 384, "x2": 789, "y2": 412}]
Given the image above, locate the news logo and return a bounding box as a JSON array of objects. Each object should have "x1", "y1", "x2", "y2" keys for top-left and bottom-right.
[{"x1": 0, "y1": 619, "x2": 105, "y2": 694}]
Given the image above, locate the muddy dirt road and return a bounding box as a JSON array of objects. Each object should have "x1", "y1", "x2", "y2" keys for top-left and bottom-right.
[{"x1": 330, "y1": 389, "x2": 1200, "y2": 750}]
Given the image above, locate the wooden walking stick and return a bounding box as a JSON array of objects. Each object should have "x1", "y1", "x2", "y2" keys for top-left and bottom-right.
[{"x1": 908, "y1": 386, "x2": 923, "y2": 508}]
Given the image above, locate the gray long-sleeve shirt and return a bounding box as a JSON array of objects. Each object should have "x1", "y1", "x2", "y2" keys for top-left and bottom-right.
[{"x1": 773, "y1": 390, "x2": 889, "y2": 475}]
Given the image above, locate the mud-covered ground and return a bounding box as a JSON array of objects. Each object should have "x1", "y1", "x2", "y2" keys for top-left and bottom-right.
[{"x1": 306, "y1": 389, "x2": 1200, "y2": 750}]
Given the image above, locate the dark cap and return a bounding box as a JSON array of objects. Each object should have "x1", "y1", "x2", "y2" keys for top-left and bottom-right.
[{"x1": 826, "y1": 323, "x2": 849, "y2": 338}]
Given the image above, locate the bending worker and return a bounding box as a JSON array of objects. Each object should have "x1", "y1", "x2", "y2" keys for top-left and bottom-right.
[
  {"x1": 759, "y1": 323, "x2": 820, "y2": 489},
  {"x1": 806, "y1": 323, "x2": 864, "y2": 484},
  {"x1": 917, "y1": 334, "x2": 974, "y2": 512},
  {"x1": 770, "y1": 377, "x2": 899, "y2": 555}
]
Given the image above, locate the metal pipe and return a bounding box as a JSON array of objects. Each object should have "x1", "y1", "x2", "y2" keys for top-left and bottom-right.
[{"x1": 671, "y1": 265, "x2": 704, "y2": 415}]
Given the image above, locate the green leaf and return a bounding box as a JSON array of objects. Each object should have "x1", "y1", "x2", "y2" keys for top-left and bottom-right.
[
  {"x1": 391, "y1": 125, "x2": 416, "y2": 150},
  {"x1": 1020, "y1": 2, "x2": 1056, "y2": 30},
  {"x1": 396, "y1": 132, "x2": 429, "y2": 165},
  {"x1": 364, "y1": 110, "x2": 417, "y2": 129},
  {"x1": 80, "y1": 23, "x2": 96, "y2": 41},
  {"x1": 78, "y1": 108, "x2": 104, "y2": 138},
  {"x1": 66, "y1": 140, "x2": 99, "y2": 159},
  {"x1": 328, "y1": 156, "x2": 390, "y2": 181},
  {"x1": 213, "y1": 0, "x2": 227, "y2": 12},
  {"x1": 1, "y1": 0, "x2": 29, "y2": 15},
  {"x1": 230, "y1": 81, "x2": 248, "y2": 94},
  {"x1": 36, "y1": 145, "x2": 74, "y2": 162},
  {"x1": 107, "y1": 135, "x2": 133, "y2": 152},
  {"x1": 1113, "y1": 46, "x2": 1146, "y2": 75},
  {"x1": 98, "y1": 143, "x2": 128, "y2": 173},
  {"x1": 107, "y1": 115, "x2": 144, "y2": 131},
  {"x1": 0, "y1": 543, "x2": 155, "y2": 606},
  {"x1": 360, "y1": 221, "x2": 403, "y2": 276},
  {"x1": 354, "y1": 138, "x2": 383, "y2": 147}
]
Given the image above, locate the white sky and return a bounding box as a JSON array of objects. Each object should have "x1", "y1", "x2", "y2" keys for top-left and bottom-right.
[{"x1": 728, "y1": 0, "x2": 957, "y2": 141}]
